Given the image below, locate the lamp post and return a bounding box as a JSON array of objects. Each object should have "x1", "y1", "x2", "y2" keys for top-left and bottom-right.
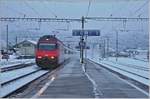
[
  {"x1": 6, "y1": 25, "x2": 9, "y2": 61},
  {"x1": 81, "y1": 16, "x2": 85, "y2": 63}
]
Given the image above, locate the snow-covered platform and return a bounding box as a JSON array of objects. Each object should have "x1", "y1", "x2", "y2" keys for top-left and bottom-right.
[
  {"x1": 35, "y1": 57, "x2": 148, "y2": 98},
  {"x1": 88, "y1": 56, "x2": 149, "y2": 86}
]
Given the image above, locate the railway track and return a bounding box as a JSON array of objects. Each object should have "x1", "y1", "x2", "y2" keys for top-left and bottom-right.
[
  {"x1": 0, "y1": 65, "x2": 49, "y2": 98},
  {"x1": 1, "y1": 58, "x2": 71, "y2": 98},
  {"x1": 1, "y1": 62, "x2": 35, "y2": 72}
]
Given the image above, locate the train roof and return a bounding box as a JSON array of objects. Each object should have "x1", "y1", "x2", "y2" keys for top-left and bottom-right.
[
  {"x1": 39, "y1": 35, "x2": 56, "y2": 39},
  {"x1": 39, "y1": 35, "x2": 63, "y2": 44},
  {"x1": 38, "y1": 35, "x2": 75, "y2": 52}
]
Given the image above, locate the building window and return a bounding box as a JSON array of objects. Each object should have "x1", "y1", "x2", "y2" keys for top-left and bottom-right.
[{"x1": 23, "y1": 43, "x2": 31, "y2": 47}]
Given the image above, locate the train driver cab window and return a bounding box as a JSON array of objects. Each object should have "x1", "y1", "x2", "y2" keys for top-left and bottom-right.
[{"x1": 38, "y1": 43, "x2": 57, "y2": 50}]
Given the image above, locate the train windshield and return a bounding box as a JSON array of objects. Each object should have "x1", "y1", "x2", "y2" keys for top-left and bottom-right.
[{"x1": 38, "y1": 43, "x2": 57, "y2": 50}]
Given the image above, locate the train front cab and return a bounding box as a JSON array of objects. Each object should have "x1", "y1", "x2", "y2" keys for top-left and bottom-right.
[{"x1": 36, "y1": 43, "x2": 59, "y2": 69}]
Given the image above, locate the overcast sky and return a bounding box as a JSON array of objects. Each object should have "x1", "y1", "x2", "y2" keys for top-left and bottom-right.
[{"x1": 0, "y1": 0, "x2": 149, "y2": 49}]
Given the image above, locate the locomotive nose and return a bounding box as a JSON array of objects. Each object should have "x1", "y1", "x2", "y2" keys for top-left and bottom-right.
[
  {"x1": 44, "y1": 54, "x2": 56, "y2": 59},
  {"x1": 37, "y1": 54, "x2": 56, "y2": 59},
  {"x1": 37, "y1": 56, "x2": 42, "y2": 59}
]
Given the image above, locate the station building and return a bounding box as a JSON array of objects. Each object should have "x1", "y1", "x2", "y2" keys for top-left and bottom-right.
[{"x1": 14, "y1": 40, "x2": 37, "y2": 57}]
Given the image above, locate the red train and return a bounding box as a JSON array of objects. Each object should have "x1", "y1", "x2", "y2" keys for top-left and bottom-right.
[{"x1": 35, "y1": 35, "x2": 65, "y2": 69}]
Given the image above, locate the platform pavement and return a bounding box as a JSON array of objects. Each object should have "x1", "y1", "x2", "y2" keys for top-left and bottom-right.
[
  {"x1": 38, "y1": 57, "x2": 148, "y2": 98},
  {"x1": 39, "y1": 58, "x2": 95, "y2": 98},
  {"x1": 85, "y1": 59, "x2": 148, "y2": 98}
]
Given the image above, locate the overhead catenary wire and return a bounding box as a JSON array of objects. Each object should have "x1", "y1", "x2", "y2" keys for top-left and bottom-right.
[
  {"x1": 40, "y1": 1, "x2": 70, "y2": 31},
  {"x1": 39, "y1": 1, "x2": 57, "y2": 18},
  {"x1": 93, "y1": 0, "x2": 148, "y2": 31},
  {"x1": 5, "y1": 6, "x2": 26, "y2": 17},
  {"x1": 97, "y1": 1, "x2": 130, "y2": 31},
  {"x1": 86, "y1": 0, "x2": 92, "y2": 17},
  {"x1": 102, "y1": 0, "x2": 149, "y2": 33},
  {"x1": 23, "y1": 1, "x2": 40, "y2": 17},
  {"x1": 95, "y1": 0, "x2": 148, "y2": 59},
  {"x1": 39, "y1": 1, "x2": 72, "y2": 32},
  {"x1": 23, "y1": 1, "x2": 44, "y2": 32},
  {"x1": 0, "y1": 1, "x2": 26, "y2": 17},
  {"x1": 133, "y1": 0, "x2": 149, "y2": 15}
]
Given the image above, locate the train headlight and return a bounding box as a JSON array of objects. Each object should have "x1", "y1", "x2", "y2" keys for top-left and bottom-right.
[
  {"x1": 37, "y1": 56, "x2": 42, "y2": 59},
  {"x1": 50, "y1": 56, "x2": 55, "y2": 59}
]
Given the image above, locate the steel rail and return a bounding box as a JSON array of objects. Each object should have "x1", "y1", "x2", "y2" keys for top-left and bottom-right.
[
  {"x1": 1, "y1": 69, "x2": 41, "y2": 86},
  {"x1": 1, "y1": 58, "x2": 71, "y2": 98},
  {"x1": 1, "y1": 68, "x2": 49, "y2": 98}
]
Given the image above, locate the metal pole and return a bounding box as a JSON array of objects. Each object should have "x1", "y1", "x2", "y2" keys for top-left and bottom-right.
[
  {"x1": 92, "y1": 44, "x2": 94, "y2": 59},
  {"x1": 6, "y1": 25, "x2": 8, "y2": 61},
  {"x1": 106, "y1": 37, "x2": 109, "y2": 59},
  {"x1": 84, "y1": 34, "x2": 88, "y2": 72},
  {"x1": 16, "y1": 36, "x2": 18, "y2": 46},
  {"x1": 81, "y1": 16, "x2": 84, "y2": 63},
  {"x1": 80, "y1": 37, "x2": 82, "y2": 60},
  {"x1": 104, "y1": 39, "x2": 106, "y2": 58},
  {"x1": 85, "y1": 35, "x2": 87, "y2": 59},
  {"x1": 116, "y1": 30, "x2": 118, "y2": 61},
  {"x1": 99, "y1": 43, "x2": 101, "y2": 61}
]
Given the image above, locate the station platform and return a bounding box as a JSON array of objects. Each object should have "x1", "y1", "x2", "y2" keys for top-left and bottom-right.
[{"x1": 37, "y1": 57, "x2": 148, "y2": 98}]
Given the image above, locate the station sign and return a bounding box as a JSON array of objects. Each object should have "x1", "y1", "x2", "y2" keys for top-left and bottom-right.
[
  {"x1": 72, "y1": 29, "x2": 100, "y2": 36},
  {"x1": 72, "y1": 30, "x2": 84, "y2": 36}
]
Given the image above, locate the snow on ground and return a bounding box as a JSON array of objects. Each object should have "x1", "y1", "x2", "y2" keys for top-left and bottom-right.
[
  {"x1": 9, "y1": 55, "x2": 17, "y2": 59},
  {"x1": 0, "y1": 59, "x2": 35, "y2": 68},
  {"x1": 87, "y1": 49, "x2": 149, "y2": 86},
  {"x1": 1, "y1": 65, "x2": 39, "y2": 84},
  {"x1": 103, "y1": 57, "x2": 148, "y2": 69},
  {"x1": 1, "y1": 70, "x2": 48, "y2": 97},
  {"x1": 134, "y1": 54, "x2": 148, "y2": 62}
]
